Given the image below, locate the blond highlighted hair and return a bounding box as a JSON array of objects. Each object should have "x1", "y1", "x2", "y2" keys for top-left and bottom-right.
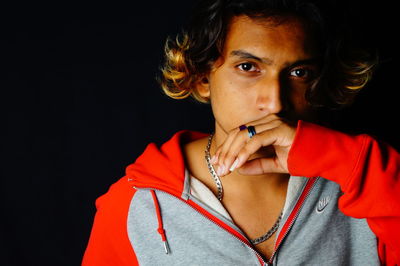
[
  {"x1": 159, "y1": 33, "x2": 210, "y2": 104},
  {"x1": 157, "y1": 0, "x2": 378, "y2": 109}
]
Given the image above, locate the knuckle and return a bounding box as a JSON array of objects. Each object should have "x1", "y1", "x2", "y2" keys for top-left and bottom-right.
[
  {"x1": 240, "y1": 145, "x2": 250, "y2": 155},
  {"x1": 229, "y1": 127, "x2": 238, "y2": 136},
  {"x1": 252, "y1": 135, "x2": 264, "y2": 147},
  {"x1": 251, "y1": 135, "x2": 259, "y2": 143},
  {"x1": 241, "y1": 130, "x2": 250, "y2": 141},
  {"x1": 225, "y1": 150, "x2": 235, "y2": 159}
]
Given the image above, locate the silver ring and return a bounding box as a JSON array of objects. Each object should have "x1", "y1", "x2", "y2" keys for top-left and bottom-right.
[{"x1": 247, "y1": 126, "x2": 256, "y2": 138}]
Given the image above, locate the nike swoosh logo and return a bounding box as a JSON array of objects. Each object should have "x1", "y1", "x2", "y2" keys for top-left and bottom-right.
[{"x1": 316, "y1": 196, "x2": 331, "y2": 213}]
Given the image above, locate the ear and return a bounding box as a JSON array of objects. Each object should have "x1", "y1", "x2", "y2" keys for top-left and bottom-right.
[{"x1": 195, "y1": 76, "x2": 210, "y2": 99}]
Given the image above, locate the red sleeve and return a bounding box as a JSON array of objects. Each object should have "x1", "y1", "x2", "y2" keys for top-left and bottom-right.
[
  {"x1": 288, "y1": 120, "x2": 400, "y2": 266},
  {"x1": 82, "y1": 177, "x2": 138, "y2": 266}
]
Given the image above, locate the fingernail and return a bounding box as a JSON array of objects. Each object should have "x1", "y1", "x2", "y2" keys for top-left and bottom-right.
[
  {"x1": 210, "y1": 155, "x2": 217, "y2": 164},
  {"x1": 229, "y1": 158, "x2": 239, "y2": 172},
  {"x1": 217, "y1": 165, "x2": 225, "y2": 176}
]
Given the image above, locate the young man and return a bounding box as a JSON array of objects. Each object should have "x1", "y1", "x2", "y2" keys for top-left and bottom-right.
[{"x1": 83, "y1": 0, "x2": 400, "y2": 265}]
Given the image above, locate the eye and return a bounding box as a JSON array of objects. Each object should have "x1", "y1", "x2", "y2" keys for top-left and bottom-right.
[
  {"x1": 237, "y1": 62, "x2": 258, "y2": 72},
  {"x1": 290, "y1": 68, "x2": 311, "y2": 78}
]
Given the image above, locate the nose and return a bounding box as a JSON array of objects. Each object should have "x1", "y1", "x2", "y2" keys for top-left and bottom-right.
[{"x1": 255, "y1": 75, "x2": 284, "y2": 114}]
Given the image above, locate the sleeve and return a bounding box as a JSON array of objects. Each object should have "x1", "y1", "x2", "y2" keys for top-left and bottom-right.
[
  {"x1": 82, "y1": 177, "x2": 139, "y2": 266},
  {"x1": 287, "y1": 120, "x2": 400, "y2": 266}
]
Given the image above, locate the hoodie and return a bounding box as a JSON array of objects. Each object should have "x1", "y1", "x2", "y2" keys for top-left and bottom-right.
[{"x1": 82, "y1": 120, "x2": 400, "y2": 265}]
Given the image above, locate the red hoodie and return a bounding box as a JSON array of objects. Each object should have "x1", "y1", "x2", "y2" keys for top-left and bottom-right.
[{"x1": 82, "y1": 121, "x2": 400, "y2": 265}]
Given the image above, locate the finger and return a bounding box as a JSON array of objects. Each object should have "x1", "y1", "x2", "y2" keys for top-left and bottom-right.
[
  {"x1": 216, "y1": 115, "x2": 284, "y2": 176},
  {"x1": 253, "y1": 119, "x2": 283, "y2": 135},
  {"x1": 219, "y1": 130, "x2": 248, "y2": 175},
  {"x1": 247, "y1": 113, "x2": 281, "y2": 127},
  {"x1": 218, "y1": 125, "x2": 259, "y2": 176},
  {"x1": 237, "y1": 157, "x2": 287, "y2": 175},
  {"x1": 234, "y1": 128, "x2": 280, "y2": 170},
  {"x1": 222, "y1": 120, "x2": 283, "y2": 175},
  {"x1": 213, "y1": 127, "x2": 241, "y2": 173}
]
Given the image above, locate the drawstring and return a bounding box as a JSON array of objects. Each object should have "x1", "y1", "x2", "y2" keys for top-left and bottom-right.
[{"x1": 150, "y1": 190, "x2": 170, "y2": 254}]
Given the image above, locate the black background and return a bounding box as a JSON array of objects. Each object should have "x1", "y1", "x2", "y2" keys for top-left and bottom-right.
[{"x1": 2, "y1": 1, "x2": 399, "y2": 266}]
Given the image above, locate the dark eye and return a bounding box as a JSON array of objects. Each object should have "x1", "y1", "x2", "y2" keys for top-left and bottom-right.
[
  {"x1": 290, "y1": 68, "x2": 310, "y2": 78},
  {"x1": 238, "y1": 62, "x2": 257, "y2": 72}
]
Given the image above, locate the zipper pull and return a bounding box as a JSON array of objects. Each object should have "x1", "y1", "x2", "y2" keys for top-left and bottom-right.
[{"x1": 163, "y1": 240, "x2": 170, "y2": 254}]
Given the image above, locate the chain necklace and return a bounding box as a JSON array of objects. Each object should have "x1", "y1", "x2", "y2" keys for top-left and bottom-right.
[
  {"x1": 205, "y1": 133, "x2": 223, "y2": 201},
  {"x1": 250, "y1": 212, "x2": 282, "y2": 245},
  {"x1": 204, "y1": 133, "x2": 282, "y2": 245}
]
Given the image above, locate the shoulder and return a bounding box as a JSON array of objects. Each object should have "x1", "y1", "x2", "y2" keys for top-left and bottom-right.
[
  {"x1": 96, "y1": 176, "x2": 136, "y2": 210},
  {"x1": 83, "y1": 176, "x2": 138, "y2": 265}
]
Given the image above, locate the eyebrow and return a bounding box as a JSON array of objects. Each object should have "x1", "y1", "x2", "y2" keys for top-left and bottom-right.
[
  {"x1": 230, "y1": 50, "x2": 274, "y2": 65},
  {"x1": 230, "y1": 49, "x2": 320, "y2": 68}
]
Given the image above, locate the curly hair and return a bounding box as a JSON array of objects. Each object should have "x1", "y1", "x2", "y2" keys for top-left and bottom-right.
[{"x1": 158, "y1": 0, "x2": 378, "y2": 109}]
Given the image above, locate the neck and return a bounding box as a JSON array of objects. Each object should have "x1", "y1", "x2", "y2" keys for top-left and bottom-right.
[{"x1": 217, "y1": 165, "x2": 289, "y2": 199}]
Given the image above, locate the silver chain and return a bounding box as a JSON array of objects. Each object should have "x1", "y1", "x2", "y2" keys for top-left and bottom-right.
[
  {"x1": 205, "y1": 133, "x2": 223, "y2": 201},
  {"x1": 204, "y1": 133, "x2": 282, "y2": 244},
  {"x1": 250, "y1": 212, "x2": 282, "y2": 245}
]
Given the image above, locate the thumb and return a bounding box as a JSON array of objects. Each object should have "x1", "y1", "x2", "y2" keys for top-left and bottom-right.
[{"x1": 237, "y1": 157, "x2": 286, "y2": 175}]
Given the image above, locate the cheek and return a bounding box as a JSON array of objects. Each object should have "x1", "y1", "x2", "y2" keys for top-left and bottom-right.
[
  {"x1": 210, "y1": 69, "x2": 250, "y2": 100},
  {"x1": 288, "y1": 85, "x2": 309, "y2": 111},
  {"x1": 209, "y1": 84, "x2": 251, "y2": 127}
]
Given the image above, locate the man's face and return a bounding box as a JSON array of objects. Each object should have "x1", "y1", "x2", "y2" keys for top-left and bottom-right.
[{"x1": 198, "y1": 15, "x2": 320, "y2": 135}]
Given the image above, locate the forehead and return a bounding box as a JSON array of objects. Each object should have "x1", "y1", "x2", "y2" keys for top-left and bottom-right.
[{"x1": 222, "y1": 15, "x2": 319, "y2": 61}]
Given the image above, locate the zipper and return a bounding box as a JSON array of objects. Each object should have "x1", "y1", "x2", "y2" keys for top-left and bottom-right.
[
  {"x1": 268, "y1": 177, "x2": 319, "y2": 264},
  {"x1": 186, "y1": 197, "x2": 268, "y2": 265},
  {"x1": 133, "y1": 186, "x2": 268, "y2": 265},
  {"x1": 133, "y1": 177, "x2": 319, "y2": 266}
]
